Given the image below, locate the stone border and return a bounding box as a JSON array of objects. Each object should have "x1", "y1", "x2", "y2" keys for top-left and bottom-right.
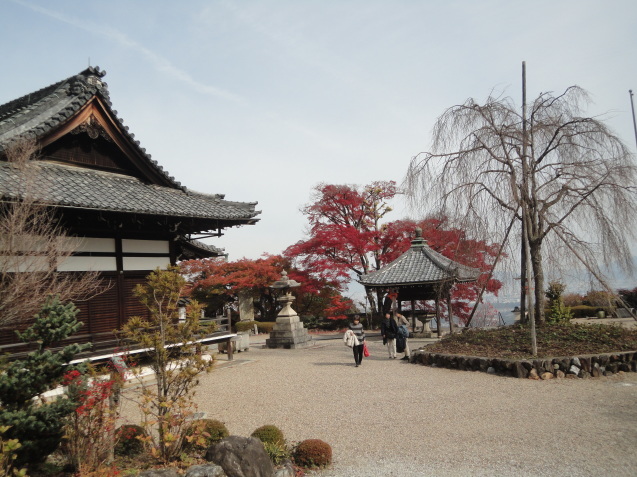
[{"x1": 410, "y1": 349, "x2": 637, "y2": 379}]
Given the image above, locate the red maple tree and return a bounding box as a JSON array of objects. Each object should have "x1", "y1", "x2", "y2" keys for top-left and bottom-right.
[
  {"x1": 180, "y1": 255, "x2": 352, "y2": 321},
  {"x1": 284, "y1": 181, "x2": 503, "y2": 322}
]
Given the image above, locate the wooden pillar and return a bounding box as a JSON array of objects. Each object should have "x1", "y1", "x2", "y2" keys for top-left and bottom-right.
[
  {"x1": 435, "y1": 298, "x2": 441, "y2": 338},
  {"x1": 226, "y1": 337, "x2": 234, "y2": 361},
  {"x1": 390, "y1": 287, "x2": 398, "y2": 319},
  {"x1": 447, "y1": 292, "x2": 454, "y2": 335},
  {"x1": 410, "y1": 299, "x2": 416, "y2": 330}
]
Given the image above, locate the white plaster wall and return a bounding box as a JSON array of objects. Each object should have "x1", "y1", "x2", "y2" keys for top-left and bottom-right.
[
  {"x1": 123, "y1": 256, "x2": 170, "y2": 271},
  {"x1": 57, "y1": 256, "x2": 118, "y2": 272},
  {"x1": 122, "y1": 239, "x2": 170, "y2": 254}
]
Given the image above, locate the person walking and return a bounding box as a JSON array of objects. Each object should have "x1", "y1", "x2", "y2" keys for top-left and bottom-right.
[
  {"x1": 395, "y1": 313, "x2": 411, "y2": 360},
  {"x1": 349, "y1": 315, "x2": 366, "y2": 367},
  {"x1": 380, "y1": 312, "x2": 398, "y2": 359}
]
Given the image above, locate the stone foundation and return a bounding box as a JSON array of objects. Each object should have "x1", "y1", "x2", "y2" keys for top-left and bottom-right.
[
  {"x1": 411, "y1": 349, "x2": 637, "y2": 379},
  {"x1": 265, "y1": 315, "x2": 313, "y2": 349}
]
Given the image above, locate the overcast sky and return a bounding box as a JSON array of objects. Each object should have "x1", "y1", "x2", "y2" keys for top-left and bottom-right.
[{"x1": 2, "y1": 1, "x2": 636, "y2": 287}]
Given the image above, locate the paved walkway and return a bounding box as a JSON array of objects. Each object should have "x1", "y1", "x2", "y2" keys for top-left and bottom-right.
[{"x1": 120, "y1": 332, "x2": 637, "y2": 476}]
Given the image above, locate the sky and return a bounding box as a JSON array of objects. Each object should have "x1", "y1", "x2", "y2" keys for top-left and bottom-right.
[{"x1": 2, "y1": 0, "x2": 637, "y2": 299}]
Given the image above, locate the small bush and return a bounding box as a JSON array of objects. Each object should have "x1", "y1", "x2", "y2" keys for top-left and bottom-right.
[
  {"x1": 114, "y1": 424, "x2": 146, "y2": 456},
  {"x1": 251, "y1": 425, "x2": 285, "y2": 446},
  {"x1": 235, "y1": 321, "x2": 257, "y2": 332},
  {"x1": 262, "y1": 441, "x2": 290, "y2": 465},
  {"x1": 318, "y1": 318, "x2": 349, "y2": 331},
  {"x1": 183, "y1": 419, "x2": 229, "y2": 450},
  {"x1": 569, "y1": 305, "x2": 615, "y2": 318},
  {"x1": 256, "y1": 322, "x2": 276, "y2": 334},
  {"x1": 293, "y1": 439, "x2": 332, "y2": 468}
]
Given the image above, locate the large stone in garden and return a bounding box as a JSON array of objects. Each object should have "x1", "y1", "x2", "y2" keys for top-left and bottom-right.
[
  {"x1": 274, "y1": 461, "x2": 296, "y2": 477},
  {"x1": 186, "y1": 464, "x2": 228, "y2": 477},
  {"x1": 206, "y1": 436, "x2": 274, "y2": 477}
]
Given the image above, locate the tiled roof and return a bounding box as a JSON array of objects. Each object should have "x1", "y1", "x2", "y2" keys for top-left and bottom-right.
[
  {"x1": 178, "y1": 238, "x2": 227, "y2": 259},
  {"x1": 0, "y1": 161, "x2": 259, "y2": 221},
  {"x1": 359, "y1": 229, "x2": 480, "y2": 287},
  {"x1": 0, "y1": 66, "x2": 181, "y2": 188}
]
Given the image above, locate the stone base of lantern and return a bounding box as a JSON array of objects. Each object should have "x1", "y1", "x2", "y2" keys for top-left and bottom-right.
[{"x1": 265, "y1": 315, "x2": 313, "y2": 349}]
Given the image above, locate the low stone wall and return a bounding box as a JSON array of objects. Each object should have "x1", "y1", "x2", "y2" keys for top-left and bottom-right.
[{"x1": 411, "y1": 348, "x2": 637, "y2": 379}]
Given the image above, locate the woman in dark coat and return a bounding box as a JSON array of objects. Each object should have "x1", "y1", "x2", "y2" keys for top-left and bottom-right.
[{"x1": 380, "y1": 312, "x2": 398, "y2": 359}]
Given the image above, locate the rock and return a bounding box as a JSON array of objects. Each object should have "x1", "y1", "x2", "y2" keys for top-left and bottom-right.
[
  {"x1": 186, "y1": 464, "x2": 228, "y2": 477},
  {"x1": 487, "y1": 366, "x2": 496, "y2": 374},
  {"x1": 580, "y1": 370, "x2": 591, "y2": 379},
  {"x1": 565, "y1": 374, "x2": 578, "y2": 379},
  {"x1": 591, "y1": 367, "x2": 601, "y2": 378},
  {"x1": 533, "y1": 360, "x2": 545, "y2": 374},
  {"x1": 572, "y1": 357, "x2": 581, "y2": 367},
  {"x1": 273, "y1": 461, "x2": 295, "y2": 477},
  {"x1": 515, "y1": 362, "x2": 529, "y2": 379},
  {"x1": 556, "y1": 370, "x2": 565, "y2": 379},
  {"x1": 528, "y1": 368, "x2": 540, "y2": 380},
  {"x1": 579, "y1": 357, "x2": 591, "y2": 373},
  {"x1": 540, "y1": 372, "x2": 554, "y2": 380},
  {"x1": 206, "y1": 436, "x2": 274, "y2": 477},
  {"x1": 139, "y1": 469, "x2": 180, "y2": 477},
  {"x1": 569, "y1": 365, "x2": 580, "y2": 376},
  {"x1": 558, "y1": 358, "x2": 570, "y2": 370}
]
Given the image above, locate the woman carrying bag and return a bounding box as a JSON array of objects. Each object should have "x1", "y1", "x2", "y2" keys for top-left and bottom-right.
[{"x1": 348, "y1": 315, "x2": 366, "y2": 367}]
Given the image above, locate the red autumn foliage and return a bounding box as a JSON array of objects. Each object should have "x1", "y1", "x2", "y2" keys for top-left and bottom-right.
[
  {"x1": 284, "y1": 181, "x2": 503, "y2": 323},
  {"x1": 181, "y1": 255, "x2": 352, "y2": 321},
  {"x1": 285, "y1": 181, "x2": 398, "y2": 279}
]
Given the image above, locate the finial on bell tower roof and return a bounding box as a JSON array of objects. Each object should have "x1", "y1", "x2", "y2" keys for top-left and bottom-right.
[{"x1": 411, "y1": 227, "x2": 426, "y2": 247}]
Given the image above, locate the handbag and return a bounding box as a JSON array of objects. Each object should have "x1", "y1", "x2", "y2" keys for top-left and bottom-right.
[{"x1": 363, "y1": 342, "x2": 370, "y2": 357}]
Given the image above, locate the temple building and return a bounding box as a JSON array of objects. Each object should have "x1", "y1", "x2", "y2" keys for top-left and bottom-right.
[{"x1": 0, "y1": 66, "x2": 260, "y2": 356}]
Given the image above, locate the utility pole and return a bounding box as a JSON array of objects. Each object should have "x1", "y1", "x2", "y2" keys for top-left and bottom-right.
[
  {"x1": 630, "y1": 90, "x2": 637, "y2": 150},
  {"x1": 521, "y1": 61, "x2": 537, "y2": 355}
]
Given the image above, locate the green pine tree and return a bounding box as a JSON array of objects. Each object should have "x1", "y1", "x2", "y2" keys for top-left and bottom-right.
[{"x1": 0, "y1": 295, "x2": 90, "y2": 466}]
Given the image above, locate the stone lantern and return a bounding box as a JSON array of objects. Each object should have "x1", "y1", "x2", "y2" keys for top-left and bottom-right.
[{"x1": 265, "y1": 271, "x2": 313, "y2": 349}]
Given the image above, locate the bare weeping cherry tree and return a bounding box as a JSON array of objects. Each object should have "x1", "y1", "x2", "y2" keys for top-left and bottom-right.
[
  {"x1": 0, "y1": 137, "x2": 103, "y2": 327},
  {"x1": 405, "y1": 85, "x2": 637, "y2": 324}
]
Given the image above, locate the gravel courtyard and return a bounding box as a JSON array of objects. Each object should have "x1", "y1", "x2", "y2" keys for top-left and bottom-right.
[{"x1": 121, "y1": 334, "x2": 637, "y2": 476}]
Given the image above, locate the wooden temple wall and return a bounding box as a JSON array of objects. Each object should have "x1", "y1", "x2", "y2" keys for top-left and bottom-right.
[{"x1": 0, "y1": 236, "x2": 176, "y2": 356}]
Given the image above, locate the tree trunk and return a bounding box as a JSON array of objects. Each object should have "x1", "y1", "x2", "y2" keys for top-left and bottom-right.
[
  {"x1": 447, "y1": 293, "x2": 454, "y2": 334},
  {"x1": 529, "y1": 239, "x2": 545, "y2": 324},
  {"x1": 520, "y1": 219, "x2": 528, "y2": 324}
]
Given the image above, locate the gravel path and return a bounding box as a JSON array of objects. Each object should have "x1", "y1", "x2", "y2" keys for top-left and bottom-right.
[{"x1": 121, "y1": 334, "x2": 637, "y2": 476}]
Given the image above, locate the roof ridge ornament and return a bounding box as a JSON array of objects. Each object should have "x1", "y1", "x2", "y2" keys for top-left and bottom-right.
[{"x1": 411, "y1": 227, "x2": 426, "y2": 248}]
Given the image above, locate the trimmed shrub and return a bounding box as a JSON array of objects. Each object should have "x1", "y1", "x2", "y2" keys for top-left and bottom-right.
[
  {"x1": 235, "y1": 320, "x2": 257, "y2": 332},
  {"x1": 114, "y1": 424, "x2": 146, "y2": 456},
  {"x1": 569, "y1": 305, "x2": 614, "y2": 318},
  {"x1": 183, "y1": 419, "x2": 229, "y2": 450},
  {"x1": 293, "y1": 439, "x2": 332, "y2": 468},
  {"x1": 318, "y1": 318, "x2": 349, "y2": 331},
  {"x1": 251, "y1": 425, "x2": 285, "y2": 446},
  {"x1": 256, "y1": 322, "x2": 276, "y2": 334}
]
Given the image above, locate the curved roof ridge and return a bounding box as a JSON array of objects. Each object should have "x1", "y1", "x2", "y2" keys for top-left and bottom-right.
[
  {"x1": 0, "y1": 67, "x2": 183, "y2": 190},
  {"x1": 359, "y1": 234, "x2": 480, "y2": 287}
]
